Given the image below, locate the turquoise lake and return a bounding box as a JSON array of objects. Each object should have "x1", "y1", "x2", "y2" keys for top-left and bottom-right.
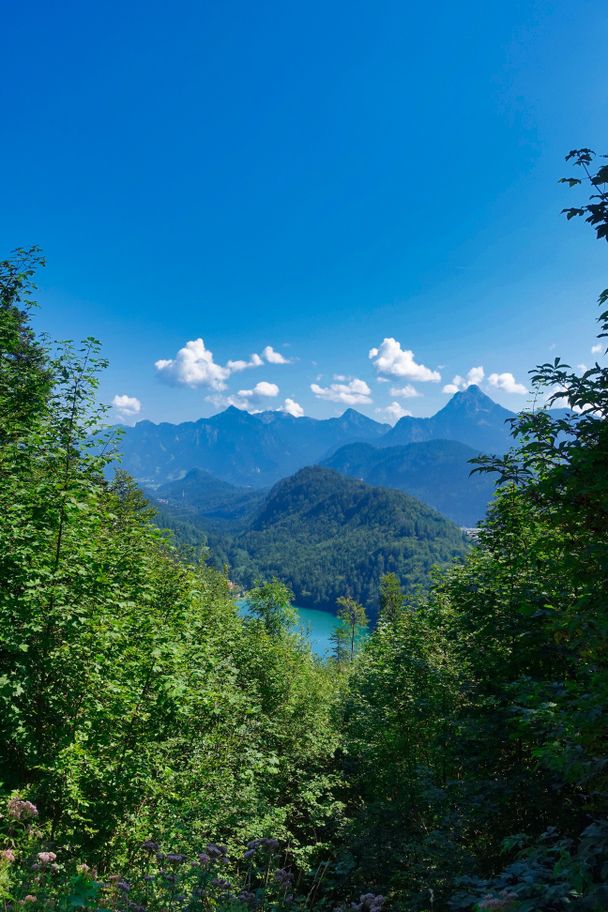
[{"x1": 237, "y1": 600, "x2": 343, "y2": 657}]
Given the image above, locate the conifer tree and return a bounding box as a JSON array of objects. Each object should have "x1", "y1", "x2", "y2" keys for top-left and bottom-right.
[
  {"x1": 336, "y1": 596, "x2": 368, "y2": 659},
  {"x1": 378, "y1": 572, "x2": 404, "y2": 624}
]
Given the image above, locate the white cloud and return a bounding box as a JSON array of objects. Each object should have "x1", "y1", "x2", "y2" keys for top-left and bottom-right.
[
  {"x1": 112, "y1": 394, "x2": 141, "y2": 424},
  {"x1": 577, "y1": 363, "x2": 588, "y2": 374},
  {"x1": 238, "y1": 381, "x2": 280, "y2": 399},
  {"x1": 262, "y1": 345, "x2": 290, "y2": 364},
  {"x1": 155, "y1": 338, "x2": 231, "y2": 389},
  {"x1": 376, "y1": 402, "x2": 412, "y2": 424},
  {"x1": 442, "y1": 365, "x2": 485, "y2": 394},
  {"x1": 156, "y1": 339, "x2": 292, "y2": 389},
  {"x1": 389, "y1": 383, "x2": 422, "y2": 399},
  {"x1": 282, "y1": 398, "x2": 304, "y2": 417},
  {"x1": 369, "y1": 338, "x2": 441, "y2": 382},
  {"x1": 207, "y1": 381, "x2": 279, "y2": 414},
  {"x1": 226, "y1": 353, "x2": 264, "y2": 372},
  {"x1": 591, "y1": 343, "x2": 604, "y2": 355},
  {"x1": 488, "y1": 371, "x2": 528, "y2": 395},
  {"x1": 206, "y1": 391, "x2": 304, "y2": 418},
  {"x1": 205, "y1": 393, "x2": 247, "y2": 411},
  {"x1": 310, "y1": 378, "x2": 372, "y2": 405}
]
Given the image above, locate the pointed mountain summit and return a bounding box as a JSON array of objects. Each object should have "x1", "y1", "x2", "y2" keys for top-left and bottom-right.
[
  {"x1": 381, "y1": 385, "x2": 516, "y2": 453},
  {"x1": 439, "y1": 384, "x2": 511, "y2": 418},
  {"x1": 336, "y1": 407, "x2": 388, "y2": 432}
]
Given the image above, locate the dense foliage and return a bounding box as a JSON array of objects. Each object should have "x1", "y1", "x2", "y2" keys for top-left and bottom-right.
[
  {"x1": 1, "y1": 148, "x2": 607, "y2": 911},
  {"x1": 0, "y1": 253, "x2": 344, "y2": 900},
  {"x1": 331, "y1": 148, "x2": 608, "y2": 910}
]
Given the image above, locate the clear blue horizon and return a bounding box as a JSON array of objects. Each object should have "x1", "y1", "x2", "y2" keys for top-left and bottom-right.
[{"x1": 2, "y1": 0, "x2": 606, "y2": 425}]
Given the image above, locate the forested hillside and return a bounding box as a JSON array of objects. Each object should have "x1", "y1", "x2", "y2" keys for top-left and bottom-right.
[
  {"x1": 149, "y1": 465, "x2": 468, "y2": 610},
  {"x1": 228, "y1": 466, "x2": 468, "y2": 609},
  {"x1": 1, "y1": 149, "x2": 607, "y2": 911},
  {"x1": 322, "y1": 437, "x2": 495, "y2": 525}
]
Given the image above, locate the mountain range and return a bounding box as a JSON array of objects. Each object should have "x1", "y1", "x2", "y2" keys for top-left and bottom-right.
[
  {"x1": 118, "y1": 405, "x2": 389, "y2": 487},
  {"x1": 114, "y1": 385, "x2": 521, "y2": 530},
  {"x1": 117, "y1": 385, "x2": 516, "y2": 489},
  {"x1": 130, "y1": 387, "x2": 526, "y2": 610}
]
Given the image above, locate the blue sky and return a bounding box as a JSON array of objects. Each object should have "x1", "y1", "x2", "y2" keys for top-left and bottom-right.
[{"x1": 2, "y1": 0, "x2": 606, "y2": 424}]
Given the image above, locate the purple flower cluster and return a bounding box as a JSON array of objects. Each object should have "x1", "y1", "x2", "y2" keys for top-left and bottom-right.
[
  {"x1": 351, "y1": 893, "x2": 385, "y2": 912},
  {"x1": 140, "y1": 840, "x2": 159, "y2": 854},
  {"x1": 243, "y1": 837, "x2": 281, "y2": 859},
  {"x1": 211, "y1": 876, "x2": 232, "y2": 890},
  {"x1": 7, "y1": 798, "x2": 38, "y2": 820},
  {"x1": 274, "y1": 867, "x2": 294, "y2": 888},
  {"x1": 36, "y1": 851, "x2": 57, "y2": 865},
  {"x1": 31, "y1": 850, "x2": 59, "y2": 872},
  {"x1": 206, "y1": 842, "x2": 228, "y2": 859},
  {"x1": 478, "y1": 894, "x2": 518, "y2": 910}
]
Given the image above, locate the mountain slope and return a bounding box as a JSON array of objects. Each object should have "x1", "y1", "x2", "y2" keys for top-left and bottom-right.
[
  {"x1": 229, "y1": 466, "x2": 468, "y2": 612},
  {"x1": 380, "y1": 385, "x2": 516, "y2": 453},
  {"x1": 150, "y1": 468, "x2": 265, "y2": 534},
  {"x1": 322, "y1": 438, "x2": 495, "y2": 526},
  {"x1": 116, "y1": 406, "x2": 389, "y2": 487}
]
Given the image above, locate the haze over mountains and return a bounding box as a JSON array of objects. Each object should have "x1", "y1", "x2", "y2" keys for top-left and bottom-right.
[
  {"x1": 321, "y1": 438, "x2": 494, "y2": 527},
  {"x1": 379, "y1": 384, "x2": 516, "y2": 452},
  {"x1": 119, "y1": 404, "x2": 390, "y2": 487},
  {"x1": 117, "y1": 385, "x2": 516, "y2": 489}
]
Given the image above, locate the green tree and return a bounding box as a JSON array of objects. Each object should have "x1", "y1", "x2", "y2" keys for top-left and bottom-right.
[
  {"x1": 247, "y1": 578, "x2": 298, "y2": 636},
  {"x1": 0, "y1": 262, "x2": 343, "y2": 874},
  {"x1": 378, "y1": 572, "x2": 404, "y2": 624},
  {"x1": 336, "y1": 596, "x2": 368, "y2": 660},
  {"x1": 330, "y1": 624, "x2": 351, "y2": 665},
  {"x1": 0, "y1": 246, "x2": 51, "y2": 444},
  {"x1": 334, "y1": 149, "x2": 608, "y2": 909}
]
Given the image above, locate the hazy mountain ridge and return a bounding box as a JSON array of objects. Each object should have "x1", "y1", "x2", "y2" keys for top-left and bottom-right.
[
  {"x1": 149, "y1": 468, "x2": 265, "y2": 533},
  {"x1": 379, "y1": 385, "x2": 516, "y2": 452},
  {"x1": 321, "y1": 437, "x2": 496, "y2": 526},
  {"x1": 118, "y1": 406, "x2": 389, "y2": 487},
  {"x1": 115, "y1": 386, "x2": 518, "y2": 489}
]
